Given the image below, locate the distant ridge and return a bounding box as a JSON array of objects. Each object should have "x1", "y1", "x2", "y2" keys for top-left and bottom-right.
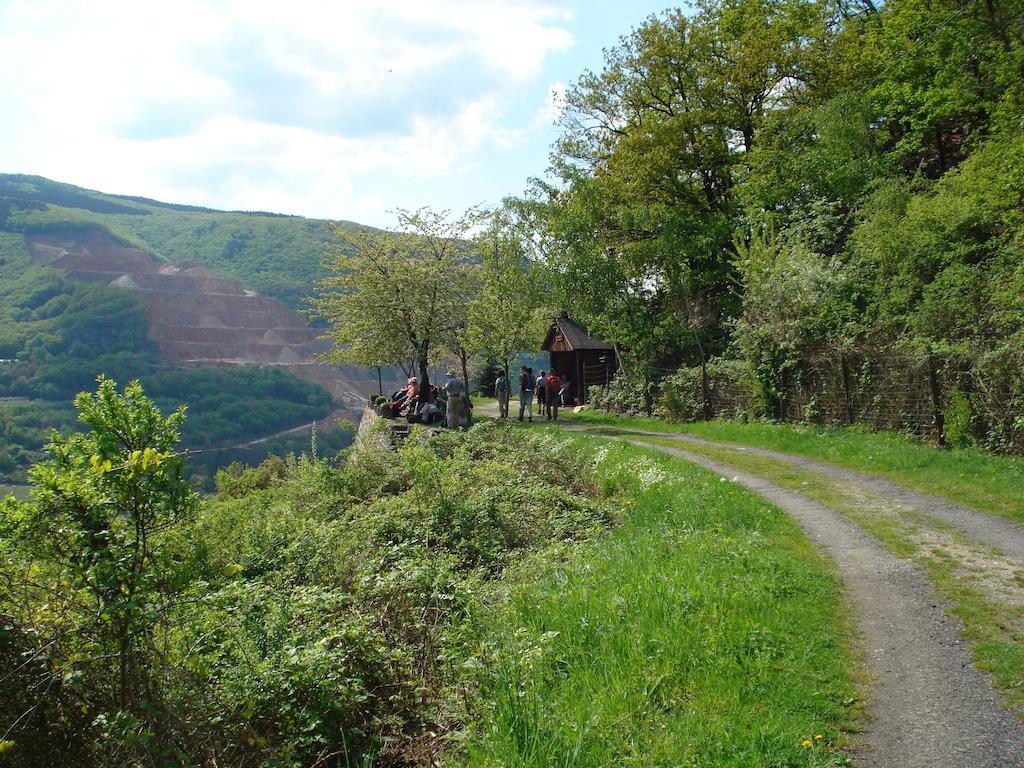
[
  {"x1": 0, "y1": 173, "x2": 365, "y2": 308},
  {"x1": 0, "y1": 173, "x2": 304, "y2": 218}
]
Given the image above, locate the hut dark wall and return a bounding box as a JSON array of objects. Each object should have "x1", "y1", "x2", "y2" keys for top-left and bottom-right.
[{"x1": 542, "y1": 315, "x2": 616, "y2": 405}]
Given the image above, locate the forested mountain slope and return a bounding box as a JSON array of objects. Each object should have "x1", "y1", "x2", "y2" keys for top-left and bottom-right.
[{"x1": 0, "y1": 176, "x2": 389, "y2": 486}]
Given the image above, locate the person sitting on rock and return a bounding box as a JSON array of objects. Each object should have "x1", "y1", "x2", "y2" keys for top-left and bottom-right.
[
  {"x1": 392, "y1": 377, "x2": 419, "y2": 414},
  {"x1": 418, "y1": 387, "x2": 444, "y2": 425}
]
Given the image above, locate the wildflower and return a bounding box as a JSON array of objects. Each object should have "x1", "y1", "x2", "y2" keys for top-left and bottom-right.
[
  {"x1": 801, "y1": 739, "x2": 812, "y2": 748},
  {"x1": 815, "y1": 734, "x2": 823, "y2": 741}
]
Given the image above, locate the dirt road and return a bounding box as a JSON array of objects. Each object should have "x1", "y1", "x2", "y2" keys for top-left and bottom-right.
[{"x1": 522, "y1": 411, "x2": 1024, "y2": 767}]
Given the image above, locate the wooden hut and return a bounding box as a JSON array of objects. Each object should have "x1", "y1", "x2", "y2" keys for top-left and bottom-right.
[{"x1": 542, "y1": 314, "x2": 617, "y2": 404}]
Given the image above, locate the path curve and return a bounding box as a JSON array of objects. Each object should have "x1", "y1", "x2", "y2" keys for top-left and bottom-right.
[
  {"x1": 615, "y1": 428, "x2": 1024, "y2": 560},
  {"x1": 625, "y1": 439, "x2": 1024, "y2": 768}
]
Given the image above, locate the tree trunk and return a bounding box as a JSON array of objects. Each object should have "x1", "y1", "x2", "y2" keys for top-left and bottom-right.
[
  {"x1": 459, "y1": 350, "x2": 471, "y2": 398},
  {"x1": 418, "y1": 351, "x2": 430, "y2": 411},
  {"x1": 119, "y1": 627, "x2": 130, "y2": 710},
  {"x1": 840, "y1": 354, "x2": 854, "y2": 425},
  {"x1": 501, "y1": 362, "x2": 510, "y2": 418},
  {"x1": 460, "y1": 351, "x2": 472, "y2": 426}
]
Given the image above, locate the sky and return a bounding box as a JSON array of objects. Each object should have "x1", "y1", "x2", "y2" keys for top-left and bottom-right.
[{"x1": 0, "y1": 0, "x2": 675, "y2": 226}]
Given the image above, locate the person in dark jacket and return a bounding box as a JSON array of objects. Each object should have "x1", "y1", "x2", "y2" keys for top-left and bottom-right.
[
  {"x1": 545, "y1": 370, "x2": 562, "y2": 420},
  {"x1": 518, "y1": 365, "x2": 534, "y2": 421}
]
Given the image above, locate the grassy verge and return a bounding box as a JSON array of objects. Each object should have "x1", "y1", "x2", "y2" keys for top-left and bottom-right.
[
  {"x1": 561, "y1": 411, "x2": 1024, "y2": 523},
  {"x1": 632, "y1": 435, "x2": 1024, "y2": 713},
  {"x1": 459, "y1": 433, "x2": 858, "y2": 766}
]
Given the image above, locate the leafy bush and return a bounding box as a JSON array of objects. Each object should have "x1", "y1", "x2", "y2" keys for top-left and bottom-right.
[
  {"x1": 588, "y1": 372, "x2": 656, "y2": 417},
  {"x1": 942, "y1": 387, "x2": 977, "y2": 450},
  {"x1": 658, "y1": 359, "x2": 758, "y2": 422},
  {"x1": 1, "y1": 388, "x2": 617, "y2": 766}
]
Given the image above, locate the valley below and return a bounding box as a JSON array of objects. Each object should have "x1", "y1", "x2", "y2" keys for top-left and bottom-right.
[
  {"x1": 0, "y1": 175, "x2": 403, "y2": 488},
  {"x1": 26, "y1": 228, "x2": 385, "y2": 409}
]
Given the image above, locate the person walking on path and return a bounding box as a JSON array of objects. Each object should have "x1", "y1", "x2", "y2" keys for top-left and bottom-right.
[
  {"x1": 536, "y1": 370, "x2": 547, "y2": 417},
  {"x1": 494, "y1": 371, "x2": 509, "y2": 418},
  {"x1": 545, "y1": 370, "x2": 562, "y2": 420},
  {"x1": 518, "y1": 366, "x2": 534, "y2": 422}
]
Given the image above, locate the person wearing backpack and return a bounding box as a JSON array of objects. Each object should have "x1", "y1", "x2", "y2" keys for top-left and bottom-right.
[
  {"x1": 518, "y1": 365, "x2": 534, "y2": 422},
  {"x1": 494, "y1": 370, "x2": 510, "y2": 418},
  {"x1": 535, "y1": 369, "x2": 547, "y2": 416},
  {"x1": 545, "y1": 370, "x2": 562, "y2": 420}
]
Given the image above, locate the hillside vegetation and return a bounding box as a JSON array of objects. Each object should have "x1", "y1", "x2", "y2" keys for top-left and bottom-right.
[
  {"x1": 0, "y1": 174, "x2": 360, "y2": 308},
  {"x1": 0, "y1": 383, "x2": 853, "y2": 766},
  {"x1": 0, "y1": 227, "x2": 340, "y2": 488},
  {"x1": 525, "y1": 0, "x2": 1024, "y2": 451}
]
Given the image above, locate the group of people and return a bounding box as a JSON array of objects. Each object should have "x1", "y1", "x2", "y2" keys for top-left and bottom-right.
[
  {"x1": 389, "y1": 365, "x2": 571, "y2": 427},
  {"x1": 493, "y1": 366, "x2": 572, "y2": 422},
  {"x1": 388, "y1": 372, "x2": 471, "y2": 427},
  {"x1": 389, "y1": 377, "x2": 442, "y2": 423}
]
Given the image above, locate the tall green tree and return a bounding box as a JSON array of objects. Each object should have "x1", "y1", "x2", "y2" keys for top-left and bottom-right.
[
  {"x1": 312, "y1": 207, "x2": 482, "y2": 399},
  {"x1": 463, "y1": 212, "x2": 549, "y2": 408}
]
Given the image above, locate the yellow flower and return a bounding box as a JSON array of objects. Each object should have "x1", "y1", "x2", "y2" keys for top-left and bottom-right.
[
  {"x1": 801, "y1": 739, "x2": 812, "y2": 748},
  {"x1": 815, "y1": 734, "x2": 823, "y2": 741}
]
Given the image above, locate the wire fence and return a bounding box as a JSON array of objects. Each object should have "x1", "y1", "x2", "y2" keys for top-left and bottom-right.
[
  {"x1": 599, "y1": 350, "x2": 1024, "y2": 452},
  {"x1": 770, "y1": 351, "x2": 1019, "y2": 451}
]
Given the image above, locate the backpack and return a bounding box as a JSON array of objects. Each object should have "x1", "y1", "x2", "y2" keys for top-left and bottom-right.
[{"x1": 521, "y1": 373, "x2": 534, "y2": 392}]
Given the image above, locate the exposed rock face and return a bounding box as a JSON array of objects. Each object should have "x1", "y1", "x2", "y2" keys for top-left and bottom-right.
[{"x1": 27, "y1": 230, "x2": 395, "y2": 408}]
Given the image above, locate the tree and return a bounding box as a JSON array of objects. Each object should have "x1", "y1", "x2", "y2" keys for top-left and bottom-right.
[
  {"x1": 520, "y1": 1, "x2": 825, "y2": 392},
  {"x1": 2, "y1": 377, "x2": 196, "y2": 755},
  {"x1": 312, "y1": 207, "x2": 483, "y2": 399},
  {"x1": 463, "y1": 212, "x2": 549, "y2": 414}
]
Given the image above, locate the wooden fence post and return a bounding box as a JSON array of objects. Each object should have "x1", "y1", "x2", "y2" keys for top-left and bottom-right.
[
  {"x1": 928, "y1": 356, "x2": 946, "y2": 448},
  {"x1": 840, "y1": 354, "x2": 854, "y2": 425}
]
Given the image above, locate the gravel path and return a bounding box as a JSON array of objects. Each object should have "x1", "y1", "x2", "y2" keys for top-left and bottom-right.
[
  {"x1": 614, "y1": 429, "x2": 1024, "y2": 560},
  {"x1": 623, "y1": 439, "x2": 1024, "y2": 768}
]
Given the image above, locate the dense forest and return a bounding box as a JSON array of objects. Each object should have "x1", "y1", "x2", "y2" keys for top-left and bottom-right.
[{"x1": 519, "y1": 0, "x2": 1023, "y2": 452}]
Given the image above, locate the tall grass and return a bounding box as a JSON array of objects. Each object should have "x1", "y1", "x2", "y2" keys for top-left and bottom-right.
[
  {"x1": 563, "y1": 412, "x2": 1024, "y2": 522},
  {"x1": 459, "y1": 436, "x2": 855, "y2": 766}
]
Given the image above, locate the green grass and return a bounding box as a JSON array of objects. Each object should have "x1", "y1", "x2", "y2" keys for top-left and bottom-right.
[
  {"x1": 630, "y1": 434, "x2": 1024, "y2": 714},
  {"x1": 460, "y1": 433, "x2": 858, "y2": 766},
  {"x1": 562, "y1": 411, "x2": 1024, "y2": 522}
]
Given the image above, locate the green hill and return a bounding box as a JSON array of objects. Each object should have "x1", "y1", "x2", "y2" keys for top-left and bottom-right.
[
  {"x1": 0, "y1": 173, "x2": 362, "y2": 308},
  {"x1": 0, "y1": 175, "x2": 369, "y2": 488}
]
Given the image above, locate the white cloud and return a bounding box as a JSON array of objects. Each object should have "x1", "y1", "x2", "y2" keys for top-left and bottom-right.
[{"x1": 0, "y1": 0, "x2": 576, "y2": 224}]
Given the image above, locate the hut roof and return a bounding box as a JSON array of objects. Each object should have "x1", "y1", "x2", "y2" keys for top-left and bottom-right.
[{"x1": 542, "y1": 314, "x2": 613, "y2": 352}]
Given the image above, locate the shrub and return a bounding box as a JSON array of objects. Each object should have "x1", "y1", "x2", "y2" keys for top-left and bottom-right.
[
  {"x1": 1, "y1": 410, "x2": 620, "y2": 766},
  {"x1": 658, "y1": 359, "x2": 758, "y2": 422},
  {"x1": 942, "y1": 387, "x2": 976, "y2": 449},
  {"x1": 588, "y1": 372, "x2": 655, "y2": 416}
]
